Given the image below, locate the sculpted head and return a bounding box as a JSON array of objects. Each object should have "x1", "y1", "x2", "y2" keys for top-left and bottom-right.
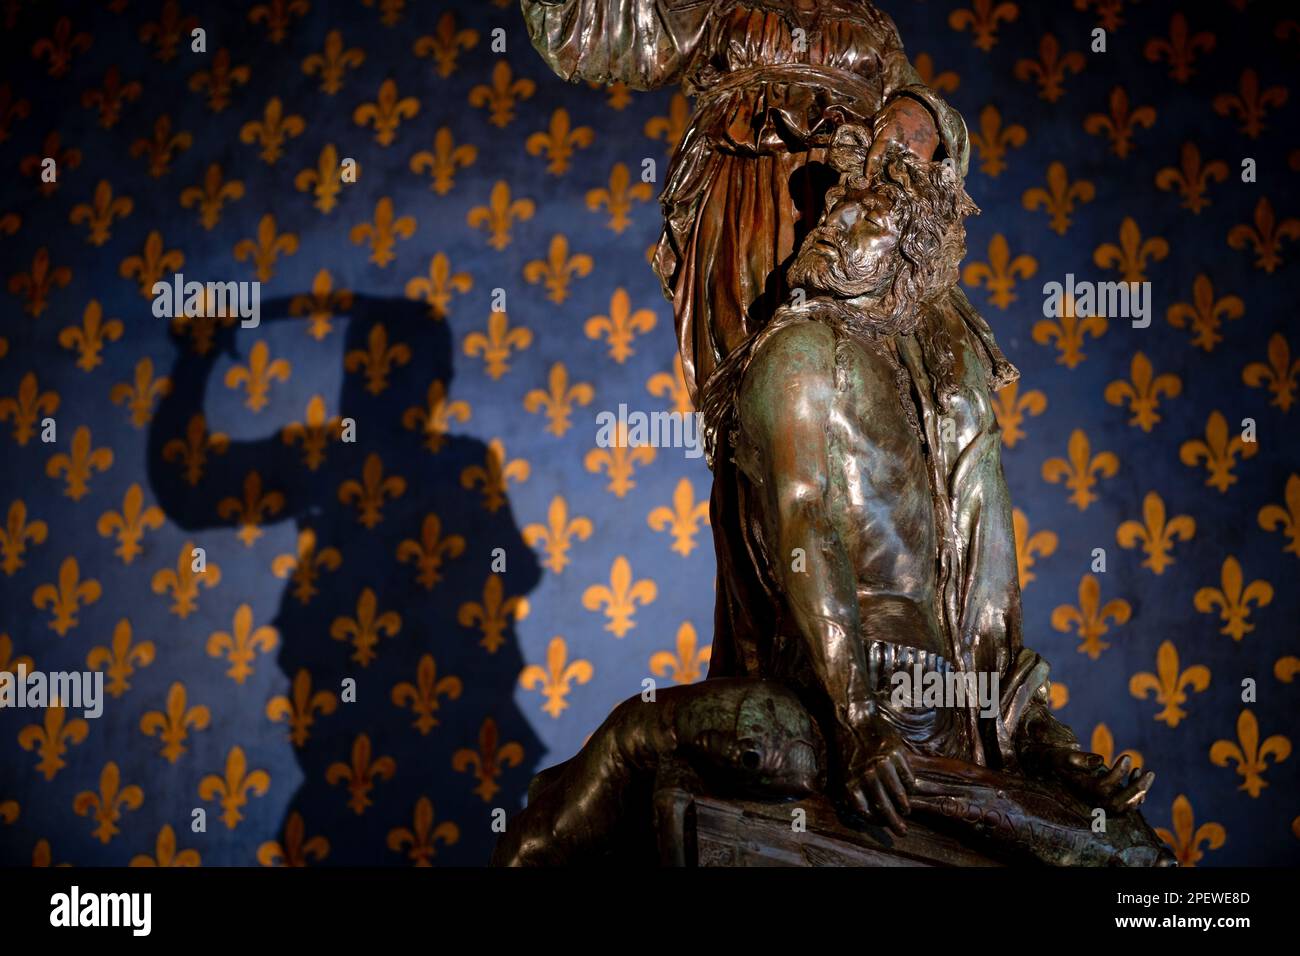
[{"x1": 787, "y1": 124, "x2": 978, "y2": 333}]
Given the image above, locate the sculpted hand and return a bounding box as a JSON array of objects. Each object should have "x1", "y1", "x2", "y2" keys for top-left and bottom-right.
[
  {"x1": 1051, "y1": 750, "x2": 1155, "y2": 814},
  {"x1": 865, "y1": 97, "x2": 939, "y2": 178},
  {"x1": 841, "y1": 717, "x2": 916, "y2": 837}
]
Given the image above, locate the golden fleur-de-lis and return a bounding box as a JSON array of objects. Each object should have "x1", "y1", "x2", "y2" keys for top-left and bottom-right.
[
  {"x1": 139, "y1": 682, "x2": 209, "y2": 762},
  {"x1": 526, "y1": 108, "x2": 594, "y2": 175},
  {"x1": 169, "y1": 297, "x2": 238, "y2": 355},
  {"x1": 452, "y1": 718, "x2": 523, "y2": 802},
  {"x1": 458, "y1": 575, "x2": 530, "y2": 654},
  {"x1": 1155, "y1": 142, "x2": 1228, "y2": 214},
  {"x1": 396, "y1": 513, "x2": 465, "y2": 590},
  {"x1": 272, "y1": 528, "x2": 342, "y2": 605},
  {"x1": 1210, "y1": 710, "x2": 1291, "y2": 797},
  {"x1": 327, "y1": 734, "x2": 395, "y2": 815},
  {"x1": 585, "y1": 288, "x2": 657, "y2": 362},
  {"x1": 962, "y1": 233, "x2": 1036, "y2": 308},
  {"x1": 1194, "y1": 556, "x2": 1272, "y2": 641},
  {"x1": 1155, "y1": 795, "x2": 1225, "y2": 868},
  {"x1": 294, "y1": 144, "x2": 343, "y2": 214},
  {"x1": 110, "y1": 357, "x2": 172, "y2": 428},
  {"x1": 0, "y1": 372, "x2": 59, "y2": 445},
  {"x1": 0, "y1": 500, "x2": 46, "y2": 575},
  {"x1": 1042, "y1": 429, "x2": 1118, "y2": 510},
  {"x1": 188, "y1": 48, "x2": 250, "y2": 112},
  {"x1": 96, "y1": 483, "x2": 164, "y2": 564},
  {"x1": 290, "y1": 268, "x2": 352, "y2": 340},
  {"x1": 239, "y1": 97, "x2": 304, "y2": 164},
  {"x1": 523, "y1": 495, "x2": 593, "y2": 574},
  {"x1": 467, "y1": 181, "x2": 535, "y2": 251},
  {"x1": 586, "y1": 163, "x2": 653, "y2": 234},
  {"x1": 1228, "y1": 197, "x2": 1300, "y2": 274},
  {"x1": 137, "y1": 0, "x2": 195, "y2": 60},
  {"x1": 33, "y1": 15, "x2": 92, "y2": 77},
  {"x1": 354, "y1": 79, "x2": 418, "y2": 146},
  {"x1": 1129, "y1": 640, "x2": 1209, "y2": 728},
  {"x1": 1012, "y1": 507, "x2": 1057, "y2": 590},
  {"x1": 224, "y1": 340, "x2": 290, "y2": 413},
  {"x1": 162, "y1": 413, "x2": 229, "y2": 486},
  {"x1": 280, "y1": 395, "x2": 341, "y2": 470},
  {"x1": 248, "y1": 0, "x2": 308, "y2": 44},
  {"x1": 1083, "y1": 86, "x2": 1156, "y2": 158},
  {"x1": 59, "y1": 300, "x2": 123, "y2": 371},
  {"x1": 350, "y1": 197, "x2": 416, "y2": 268},
  {"x1": 645, "y1": 92, "x2": 691, "y2": 150},
  {"x1": 582, "y1": 556, "x2": 657, "y2": 639},
  {"x1": 464, "y1": 311, "x2": 532, "y2": 378},
  {"x1": 18, "y1": 706, "x2": 88, "y2": 780},
  {"x1": 1116, "y1": 491, "x2": 1195, "y2": 575},
  {"x1": 1104, "y1": 351, "x2": 1181, "y2": 432},
  {"x1": 393, "y1": 654, "x2": 463, "y2": 734},
  {"x1": 1013, "y1": 33, "x2": 1084, "y2": 102},
  {"x1": 1051, "y1": 573, "x2": 1130, "y2": 659},
  {"x1": 69, "y1": 179, "x2": 132, "y2": 245},
  {"x1": 402, "y1": 379, "x2": 470, "y2": 453},
  {"x1": 199, "y1": 746, "x2": 271, "y2": 828},
  {"x1": 1179, "y1": 410, "x2": 1257, "y2": 492},
  {"x1": 405, "y1": 253, "x2": 472, "y2": 321},
  {"x1": 969, "y1": 104, "x2": 1027, "y2": 177},
  {"x1": 21, "y1": 132, "x2": 82, "y2": 197},
  {"x1": 911, "y1": 52, "x2": 960, "y2": 92},
  {"x1": 461, "y1": 438, "x2": 529, "y2": 513},
  {"x1": 151, "y1": 540, "x2": 221, "y2": 617},
  {"x1": 947, "y1": 0, "x2": 1018, "y2": 52},
  {"x1": 521, "y1": 636, "x2": 593, "y2": 718},
  {"x1": 119, "y1": 230, "x2": 183, "y2": 298},
  {"x1": 257, "y1": 812, "x2": 329, "y2": 867},
  {"x1": 301, "y1": 28, "x2": 364, "y2": 94},
  {"x1": 648, "y1": 478, "x2": 709, "y2": 557},
  {"x1": 207, "y1": 604, "x2": 278, "y2": 684},
  {"x1": 468, "y1": 61, "x2": 534, "y2": 128},
  {"x1": 1258, "y1": 474, "x2": 1300, "y2": 558},
  {"x1": 1021, "y1": 161, "x2": 1094, "y2": 235},
  {"x1": 362, "y1": 0, "x2": 406, "y2": 26},
  {"x1": 46, "y1": 425, "x2": 112, "y2": 501},
  {"x1": 82, "y1": 65, "x2": 141, "y2": 128},
  {"x1": 649, "y1": 621, "x2": 711, "y2": 685},
  {"x1": 387, "y1": 797, "x2": 459, "y2": 865},
  {"x1": 339, "y1": 453, "x2": 406, "y2": 529},
  {"x1": 1090, "y1": 724, "x2": 1143, "y2": 772},
  {"x1": 524, "y1": 362, "x2": 594, "y2": 437},
  {"x1": 647, "y1": 355, "x2": 694, "y2": 416},
  {"x1": 130, "y1": 825, "x2": 200, "y2": 867},
  {"x1": 1213, "y1": 68, "x2": 1289, "y2": 138},
  {"x1": 33, "y1": 556, "x2": 100, "y2": 637},
  {"x1": 1033, "y1": 300, "x2": 1103, "y2": 370},
  {"x1": 331, "y1": 588, "x2": 401, "y2": 667},
  {"x1": 233, "y1": 213, "x2": 299, "y2": 282},
  {"x1": 1094, "y1": 216, "x2": 1167, "y2": 282},
  {"x1": 266, "y1": 669, "x2": 337, "y2": 747},
  {"x1": 991, "y1": 381, "x2": 1046, "y2": 448},
  {"x1": 413, "y1": 11, "x2": 478, "y2": 77},
  {"x1": 1165, "y1": 274, "x2": 1244, "y2": 352},
  {"x1": 0, "y1": 632, "x2": 34, "y2": 676},
  {"x1": 1244, "y1": 334, "x2": 1299, "y2": 412},
  {"x1": 524, "y1": 235, "x2": 593, "y2": 305},
  {"x1": 1143, "y1": 12, "x2": 1215, "y2": 83},
  {"x1": 74, "y1": 762, "x2": 143, "y2": 844},
  {"x1": 410, "y1": 126, "x2": 477, "y2": 195},
  {"x1": 130, "y1": 114, "x2": 191, "y2": 177},
  {"x1": 585, "y1": 423, "x2": 656, "y2": 498},
  {"x1": 9, "y1": 246, "x2": 72, "y2": 315}
]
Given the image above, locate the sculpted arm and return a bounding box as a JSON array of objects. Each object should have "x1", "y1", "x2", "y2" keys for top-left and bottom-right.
[{"x1": 522, "y1": 0, "x2": 713, "y2": 90}]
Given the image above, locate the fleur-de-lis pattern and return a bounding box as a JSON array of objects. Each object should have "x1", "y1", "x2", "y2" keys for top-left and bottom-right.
[{"x1": 0, "y1": 0, "x2": 1294, "y2": 868}]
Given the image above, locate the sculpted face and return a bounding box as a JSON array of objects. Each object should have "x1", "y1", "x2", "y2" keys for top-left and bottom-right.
[{"x1": 787, "y1": 178, "x2": 904, "y2": 300}]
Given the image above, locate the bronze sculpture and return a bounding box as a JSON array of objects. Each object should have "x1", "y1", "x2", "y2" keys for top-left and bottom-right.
[{"x1": 508, "y1": 0, "x2": 1173, "y2": 866}]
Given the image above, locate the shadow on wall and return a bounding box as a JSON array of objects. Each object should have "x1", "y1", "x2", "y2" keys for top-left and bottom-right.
[{"x1": 147, "y1": 293, "x2": 541, "y2": 864}]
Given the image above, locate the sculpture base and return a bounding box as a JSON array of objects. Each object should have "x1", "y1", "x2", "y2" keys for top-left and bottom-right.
[{"x1": 654, "y1": 789, "x2": 1004, "y2": 867}]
